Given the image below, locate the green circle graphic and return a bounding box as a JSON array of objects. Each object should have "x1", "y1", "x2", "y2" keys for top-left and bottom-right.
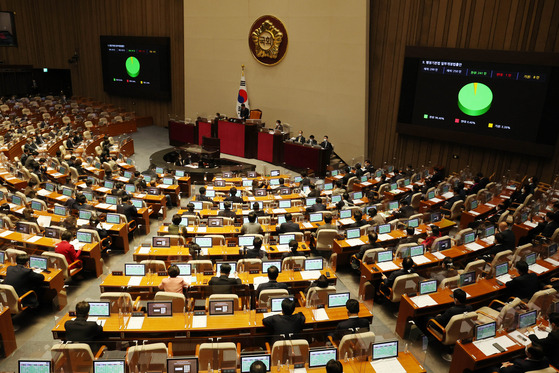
[
  {"x1": 125, "y1": 56, "x2": 140, "y2": 78},
  {"x1": 458, "y1": 82, "x2": 493, "y2": 116}
]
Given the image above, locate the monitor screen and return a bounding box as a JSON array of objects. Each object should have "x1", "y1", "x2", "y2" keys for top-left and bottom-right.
[
  {"x1": 194, "y1": 237, "x2": 212, "y2": 248},
  {"x1": 388, "y1": 201, "x2": 399, "y2": 211},
  {"x1": 309, "y1": 213, "x2": 323, "y2": 223},
  {"x1": 360, "y1": 175, "x2": 368, "y2": 182},
  {"x1": 278, "y1": 200, "x2": 291, "y2": 209},
  {"x1": 147, "y1": 301, "x2": 173, "y2": 317},
  {"x1": 280, "y1": 187, "x2": 291, "y2": 195},
  {"x1": 208, "y1": 300, "x2": 235, "y2": 315},
  {"x1": 518, "y1": 310, "x2": 537, "y2": 329},
  {"x1": 79, "y1": 210, "x2": 93, "y2": 220},
  {"x1": 324, "y1": 183, "x2": 333, "y2": 191},
  {"x1": 155, "y1": 167, "x2": 164, "y2": 174},
  {"x1": 176, "y1": 263, "x2": 191, "y2": 276},
  {"x1": 191, "y1": 201, "x2": 203, "y2": 210},
  {"x1": 0, "y1": 251, "x2": 5, "y2": 264},
  {"x1": 144, "y1": 175, "x2": 152, "y2": 183},
  {"x1": 463, "y1": 232, "x2": 476, "y2": 244},
  {"x1": 44, "y1": 227, "x2": 60, "y2": 238},
  {"x1": 208, "y1": 217, "x2": 223, "y2": 227},
  {"x1": 304, "y1": 258, "x2": 323, "y2": 271},
  {"x1": 410, "y1": 245, "x2": 424, "y2": 257},
  {"x1": 125, "y1": 263, "x2": 146, "y2": 276},
  {"x1": 262, "y1": 261, "x2": 282, "y2": 273},
  {"x1": 279, "y1": 234, "x2": 295, "y2": 245},
  {"x1": 255, "y1": 189, "x2": 267, "y2": 197},
  {"x1": 495, "y1": 262, "x2": 509, "y2": 277},
  {"x1": 331, "y1": 170, "x2": 339, "y2": 176},
  {"x1": 434, "y1": 237, "x2": 452, "y2": 251},
  {"x1": 106, "y1": 195, "x2": 118, "y2": 205},
  {"x1": 18, "y1": 360, "x2": 51, "y2": 373},
  {"x1": 175, "y1": 170, "x2": 185, "y2": 177},
  {"x1": 15, "y1": 222, "x2": 29, "y2": 234},
  {"x1": 269, "y1": 179, "x2": 280, "y2": 186},
  {"x1": 352, "y1": 191, "x2": 363, "y2": 200},
  {"x1": 29, "y1": 256, "x2": 47, "y2": 271},
  {"x1": 346, "y1": 228, "x2": 361, "y2": 239},
  {"x1": 30, "y1": 200, "x2": 42, "y2": 211},
  {"x1": 378, "y1": 224, "x2": 391, "y2": 234},
  {"x1": 125, "y1": 184, "x2": 136, "y2": 193},
  {"x1": 431, "y1": 212, "x2": 442, "y2": 222},
  {"x1": 45, "y1": 182, "x2": 55, "y2": 192},
  {"x1": 404, "y1": 179, "x2": 411, "y2": 186},
  {"x1": 327, "y1": 292, "x2": 350, "y2": 308},
  {"x1": 88, "y1": 301, "x2": 111, "y2": 317},
  {"x1": 77, "y1": 231, "x2": 93, "y2": 244},
  {"x1": 419, "y1": 280, "x2": 438, "y2": 295},
  {"x1": 270, "y1": 296, "x2": 294, "y2": 312},
  {"x1": 104, "y1": 180, "x2": 114, "y2": 189},
  {"x1": 331, "y1": 195, "x2": 342, "y2": 204},
  {"x1": 277, "y1": 215, "x2": 286, "y2": 225},
  {"x1": 59, "y1": 166, "x2": 67, "y2": 175},
  {"x1": 153, "y1": 236, "x2": 171, "y2": 248},
  {"x1": 485, "y1": 225, "x2": 495, "y2": 237},
  {"x1": 407, "y1": 218, "x2": 419, "y2": 228},
  {"x1": 106, "y1": 214, "x2": 120, "y2": 224},
  {"x1": 270, "y1": 170, "x2": 280, "y2": 177},
  {"x1": 475, "y1": 322, "x2": 496, "y2": 341},
  {"x1": 83, "y1": 191, "x2": 94, "y2": 201},
  {"x1": 147, "y1": 187, "x2": 160, "y2": 195},
  {"x1": 131, "y1": 199, "x2": 143, "y2": 209},
  {"x1": 308, "y1": 348, "x2": 338, "y2": 368},
  {"x1": 11, "y1": 195, "x2": 22, "y2": 206},
  {"x1": 93, "y1": 360, "x2": 126, "y2": 373},
  {"x1": 377, "y1": 250, "x2": 393, "y2": 263},
  {"x1": 427, "y1": 191, "x2": 435, "y2": 200},
  {"x1": 372, "y1": 341, "x2": 398, "y2": 360},
  {"x1": 242, "y1": 180, "x2": 253, "y2": 187},
  {"x1": 459, "y1": 271, "x2": 476, "y2": 287},
  {"x1": 247, "y1": 171, "x2": 257, "y2": 178},
  {"x1": 549, "y1": 243, "x2": 558, "y2": 257},
  {"x1": 240, "y1": 355, "x2": 271, "y2": 373},
  {"x1": 123, "y1": 171, "x2": 133, "y2": 179},
  {"x1": 54, "y1": 205, "x2": 67, "y2": 216},
  {"x1": 163, "y1": 177, "x2": 174, "y2": 185},
  {"x1": 166, "y1": 357, "x2": 198, "y2": 373},
  {"x1": 525, "y1": 252, "x2": 537, "y2": 266},
  {"x1": 339, "y1": 210, "x2": 352, "y2": 219},
  {"x1": 239, "y1": 236, "x2": 255, "y2": 247}
]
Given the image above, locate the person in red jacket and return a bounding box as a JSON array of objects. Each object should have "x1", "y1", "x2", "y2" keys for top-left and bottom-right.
[{"x1": 55, "y1": 230, "x2": 81, "y2": 266}]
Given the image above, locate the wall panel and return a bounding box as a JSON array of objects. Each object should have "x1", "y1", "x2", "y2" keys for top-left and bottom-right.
[{"x1": 368, "y1": 0, "x2": 559, "y2": 183}]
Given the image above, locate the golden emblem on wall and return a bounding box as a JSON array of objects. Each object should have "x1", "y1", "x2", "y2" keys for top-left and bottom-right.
[{"x1": 248, "y1": 15, "x2": 288, "y2": 66}]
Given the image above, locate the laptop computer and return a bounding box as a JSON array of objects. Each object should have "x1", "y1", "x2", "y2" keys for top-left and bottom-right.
[{"x1": 518, "y1": 310, "x2": 537, "y2": 329}]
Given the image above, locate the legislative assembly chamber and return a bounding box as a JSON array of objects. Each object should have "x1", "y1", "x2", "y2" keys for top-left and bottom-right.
[{"x1": 0, "y1": 1, "x2": 558, "y2": 373}]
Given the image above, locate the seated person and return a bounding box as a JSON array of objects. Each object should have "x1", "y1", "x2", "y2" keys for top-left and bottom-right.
[
  {"x1": 380, "y1": 256, "x2": 415, "y2": 294},
  {"x1": 282, "y1": 239, "x2": 305, "y2": 260},
  {"x1": 353, "y1": 232, "x2": 380, "y2": 268},
  {"x1": 303, "y1": 274, "x2": 329, "y2": 297},
  {"x1": 326, "y1": 360, "x2": 343, "y2": 373},
  {"x1": 196, "y1": 186, "x2": 213, "y2": 202},
  {"x1": 224, "y1": 187, "x2": 243, "y2": 203},
  {"x1": 430, "y1": 257, "x2": 458, "y2": 284},
  {"x1": 505, "y1": 260, "x2": 539, "y2": 300},
  {"x1": 4, "y1": 253, "x2": 44, "y2": 308},
  {"x1": 335, "y1": 193, "x2": 354, "y2": 209},
  {"x1": 496, "y1": 344, "x2": 548, "y2": 373},
  {"x1": 528, "y1": 312, "x2": 559, "y2": 368},
  {"x1": 208, "y1": 263, "x2": 242, "y2": 294},
  {"x1": 276, "y1": 213, "x2": 300, "y2": 233},
  {"x1": 241, "y1": 211, "x2": 264, "y2": 234},
  {"x1": 64, "y1": 301, "x2": 104, "y2": 353},
  {"x1": 250, "y1": 361, "x2": 267, "y2": 373},
  {"x1": 182, "y1": 203, "x2": 200, "y2": 217},
  {"x1": 82, "y1": 216, "x2": 111, "y2": 250},
  {"x1": 393, "y1": 199, "x2": 415, "y2": 219},
  {"x1": 255, "y1": 265, "x2": 289, "y2": 298},
  {"x1": 433, "y1": 288, "x2": 471, "y2": 327},
  {"x1": 168, "y1": 214, "x2": 186, "y2": 236},
  {"x1": 368, "y1": 207, "x2": 386, "y2": 225},
  {"x1": 306, "y1": 197, "x2": 327, "y2": 213},
  {"x1": 307, "y1": 184, "x2": 320, "y2": 198},
  {"x1": 55, "y1": 230, "x2": 82, "y2": 266},
  {"x1": 335, "y1": 299, "x2": 370, "y2": 339},
  {"x1": 244, "y1": 236, "x2": 264, "y2": 259},
  {"x1": 262, "y1": 298, "x2": 305, "y2": 340},
  {"x1": 251, "y1": 202, "x2": 266, "y2": 216},
  {"x1": 158, "y1": 264, "x2": 187, "y2": 294},
  {"x1": 315, "y1": 214, "x2": 337, "y2": 234},
  {"x1": 66, "y1": 193, "x2": 93, "y2": 211},
  {"x1": 398, "y1": 227, "x2": 419, "y2": 245},
  {"x1": 483, "y1": 231, "x2": 509, "y2": 258},
  {"x1": 348, "y1": 210, "x2": 367, "y2": 228},
  {"x1": 218, "y1": 201, "x2": 237, "y2": 218},
  {"x1": 420, "y1": 225, "x2": 441, "y2": 250},
  {"x1": 117, "y1": 194, "x2": 138, "y2": 224}
]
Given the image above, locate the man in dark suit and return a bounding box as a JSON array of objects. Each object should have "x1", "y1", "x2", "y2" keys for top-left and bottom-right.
[
  {"x1": 320, "y1": 135, "x2": 333, "y2": 151},
  {"x1": 239, "y1": 104, "x2": 249, "y2": 120},
  {"x1": 197, "y1": 187, "x2": 213, "y2": 202},
  {"x1": 64, "y1": 301, "x2": 104, "y2": 353},
  {"x1": 251, "y1": 202, "x2": 266, "y2": 216},
  {"x1": 256, "y1": 265, "x2": 289, "y2": 298},
  {"x1": 497, "y1": 344, "x2": 549, "y2": 373},
  {"x1": 335, "y1": 299, "x2": 370, "y2": 339},
  {"x1": 117, "y1": 194, "x2": 138, "y2": 224},
  {"x1": 498, "y1": 222, "x2": 516, "y2": 251},
  {"x1": 306, "y1": 197, "x2": 327, "y2": 213},
  {"x1": 4, "y1": 254, "x2": 44, "y2": 308},
  {"x1": 433, "y1": 288, "x2": 472, "y2": 327},
  {"x1": 245, "y1": 236, "x2": 264, "y2": 259},
  {"x1": 506, "y1": 260, "x2": 539, "y2": 300},
  {"x1": 307, "y1": 135, "x2": 318, "y2": 146},
  {"x1": 208, "y1": 263, "x2": 242, "y2": 294},
  {"x1": 394, "y1": 199, "x2": 415, "y2": 219},
  {"x1": 294, "y1": 131, "x2": 305, "y2": 144},
  {"x1": 380, "y1": 256, "x2": 415, "y2": 294},
  {"x1": 282, "y1": 240, "x2": 305, "y2": 260},
  {"x1": 262, "y1": 298, "x2": 305, "y2": 340},
  {"x1": 218, "y1": 201, "x2": 237, "y2": 218},
  {"x1": 277, "y1": 213, "x2": 301, "y2": 233},
  {"x1": 529, "y1": 313, "x2": 559, "y2": 368},
  {"x1": 224, "y1": 187, "x2": 243, "y2": 204},
  {"x1": 348, "y1": 210, "x2": 367, "y2": 228}
]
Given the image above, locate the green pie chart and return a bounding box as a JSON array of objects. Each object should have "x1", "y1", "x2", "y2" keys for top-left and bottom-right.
[
  {"x1": 458, "y1": 82, "x2": 493, "y2": 116},
  {"x1": 125, "y1": 56, "x2": 140, "y2": 78}
]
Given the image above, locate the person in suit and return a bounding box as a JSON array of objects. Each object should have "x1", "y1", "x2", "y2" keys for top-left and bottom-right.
[
  {"x1": 307, "y1": 135, "x2": 318, "y2": 146},
  {"x1": 294, "y1": 130, "x2": 306, "y2": 144},
  {"x1": 4, "y1": 254, "x2": 44, "y2": 308},
  {"x1": 506, "y1": 260, "x2": 539, "y2": 300},
  {"x1": 64, "y1": 301, "x2": 104, "y2": 353},
  {"x1": 348, "y1": 210, "x2": 367, "y2": 228},
  {"x1": 241, "y1": 211, "x2": 264, "y2": 235},
  {"x1": 282, "y1": 240, "x2": 305, "y2": 260},
  {"x1": 394, "y1": 199, "x2": 415, "y2": 219},
  {"x1": 168, "y1": 214, "x2": 187, "y2": 236},
  {"x1": 498, "y1": 222, "x2": 516, "y2": 251},
  {"x1": 496, "y1": 344, "x2": 549, "y2": 373},
  {"x1": 182, "y1": 203, "x2": 200, "y2": 218},
  {"x1": 353, "y1": 232, "x2": 380, "y2": 264},
  {"x1": 196, "y1": 186, "x2": 213, "y2": 202},
  {"x1": 239, "y1": 103, "x2": 249, "y2": 120},
  {"x1": 420, "y1": 225, "x2": 441, "y2": 250},
  {"x1": 307, "y1": 184, "x2": 320, "y2": 198},
  {"x1": 251, "y1": 202, "x2": 266, "y2": 216},
  {"x1": 325, "y1": 360, "x2": 343, "y2": 373},
  {"x1": 398, "y1": 227, "x2": 420, "y2": 245},
  {"x1": 315, "y1": 214, "x2": 337, "y2": 234},
  {"x1": 208, "y1": 263, "x2": 242, "y2": 294},
  {"x1": 380, "y1": 256, "x2": 415, "y2": 294},
  {"x1": 433, "y1": 288, "x2": 472, "y2": 327},
  {"x1": 274, "y1": 120, "x2": 284, "y2": 132},
  {"x1": 158, "y1": 264, "x2": 188, "y2": 294},
  {"x1": 335, "y1": 299, "x2": 370, "y2": 339},
  {"x1": 335, "y1": 192, "x2": 354, "y2": 209},
  {"x1": 117, "y1": 194, "x2": 138, "y2": 224},
  {"x1": 255, "y1": 265, "x2": 289, "y2": 298},
  {"x1": 368, "y1": 207, "x2": 386, "y2": 226},
  {"x1": 218, "y1": 201, "x2": 237, "y2": 218},
  {"x1": 430, "y1": 256, "x2": 459, "y2": 284},
  {"x1": 244, "y1": 236, "x2": 264, "y2": 259},
  {"x1": 277, "y1": 213, "x2": 300, "y2": 233},
  {"x1": 306, "y1": 197, "x2": 327, "y2": 213},
  {"x1": 225, "y1": 187, "x2": 244, "y2": 204},
  {"x1": 55, "y1": 230, "x2": 81, "y2": 267},
  {"x1": 262, "y1": 298, "x2": 305, "y2": 340},
  {"x1": 528, "y1": 313, "x2": 559, "y2": 368},
  {"x1": 320, "y1": 135, "x2": 333, "y2": 151}
]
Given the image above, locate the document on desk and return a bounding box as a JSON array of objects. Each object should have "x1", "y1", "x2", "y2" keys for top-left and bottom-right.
[
  {"x1": 37, "y1": 189, "x2": 50, "y2": 197},
  {"x1": 544, "y1": 257, "x2": 559, "y2": 266},
  {"x1": 76, "y1": 218, "x2": 89, "y2": 227},
  {"x1": 469, "y1": 211, "x2": 480, "y2": 216},
  {"x1": 483, "y1": 236, "x2": 495, "y2": 245},
  {"x1": 126, "y1": 317, "x2": 144, "y2": 330},
  {"x1": 496, "y1": 274, "x2": 512, "y2": 284},
  {"x1": 410, "y1": 294, "x2": 438, "y2": 308},
  {"x1": 247, "y1": 196, "x2": 256, "y2": 201},
  {"x1": 96, "y1": 203, "x2": 111, "y2": 209},
  {"x1": 345, "y1": 238, "x2": 365, "y2": 247},
  {"x1": 473, "y1": 338, "x2": 500, "y2": 356},
  {"x1": 301, "y1": 222, "x2": 314, "y2": 229},
  {"x1": 100, "y1": 223, "x2": 113, "y2": 230},
  {"x1": 312, "y1": 308, "x2": 329, "y2": 321},
  {"x1": 192, "y1": 315, "x2": 207, "y2": 328},
  {"x1": 196, "y1": 227, "x2": 207, "y2": 233},
  {"x1": 263, "y1": 311, "x2": 281, "y2": 318},
  {"x1": 253, "y1": 276, "x2": 269, "y2": 287},
  {"x1": 391, "y1": 189, "x2": 403, "y2": 194},
  {"x1": 37, "y1": 215, "x2": 52, "y2": 228},
  {"x1": 136, "y1": 194, "x2": 146, "y2": 198},
  {"x1": 200, "y1": 248, "x2": 209, "y2": 256},
  {"x1": 339, "y1": 218, "x2": 354, "y2": 225},
  {"x1": 493, "y1": 335, "x2": 516, "y2": 349},
  {"x1": 138, "y1": 247, "x2": 151, "y2": 254},
  {"x1": 432, "y1": 251, "x2": 446, "y2": 260},
  {"x1": 528, "y1": 264, "x2": 548, "y2": 274},
  {"x1": 361, "y1": 181, "x2": 372, "y2": 186},
  {"x1": 300, "y1": 270, "x2": 322, "y2": 280},
  {"x1": 442, "y1": 192, "x2": 455, "y2": 199},
  {"x1": 275, "y1": 245, "x2": 289, "y2": 252},
  {"x1": 272, "y1": 209, "x2": 287, "y2": 214},
  {"x1": 97, "y1": 187, "x2": 110, "y2": 193},
  {"x1": 0, "y1": 230, "x2": 13, "y2": 238},
  {"x1": 465, "y1": 242, "x2": 484, "y2": 251},
  {"x1": 527, "y1": 327, "x2": 550, "y2": 339},
  {"x1": 370, "y1": 358, "x2": 406, "y2": 373},
  {"x1": 376, "y1": 262, "x2": 399, "y2": 272},
  {"x1": 485, "y1": 203, "x2": 496, "y2": 208},
  {"x1": 429, "y1": 197, "x2": 443, "y2": 203},
  {"x1": 377, "y1": 233, "x2": 393, "y2": 241},
  {"x1": 410, "y1": 255, "x2": 431, "y2": 265},
  {"x1": 509, "y1": 330, "x2": 531, "y2": 346},
  {"x1": 26, "y1": 235, "x2": 42, "y2": 243},
  {"x1": 524, "y1": 221, "x2": 538, "y2": 228},
  {"x1": 128, "y1": 277, "x2": 142, "y2": 286}
]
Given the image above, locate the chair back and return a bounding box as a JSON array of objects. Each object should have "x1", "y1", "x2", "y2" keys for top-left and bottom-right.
[
  {"x1": 338, "y1": 331, "x2": 376, "y2": 359},
  {"x1": 489, "y1": 250, "x2": 513, "y2": 276},
  {"x1": 208, "y1": 294, "x2": 240, "y2": 310},
  {"x1": 390, "y1": 273, "x2": 419, "y2": 302},
  {"x1": 206, "y1": 235, "x2": 226, "y2": 246},
  {"x1": 510, "y1": 243, "x2": 533, "y2": 266},
  {"x1": 441, "y1": 312, "x2": 478, "y2": 345},
  {"x1": 527, "y1": 288, "x2": 557, "y2": 317},
  {"x1": 316, "y1": 229, "x2": 338, "y2": 251},
  {"x1": 100, "y1": 292, "x2": 134, "y2": 314},
  {"x1": 189, "y1": 260, "x2": 213, "y2": 273},
  {"x1": 362, "y1": 248, "x2": 385, "y2": 264},
  {"x1": 237, "y1": 259, "x2": 262, "y2": 273},
  {"x1": 141, "y1": 260, "x2": 167, "y2": 273},
  {"x1": 0, "y1": 284, "x2": 23, "y2": 313},
  {"x1": 462, "y1": 259, "x2": 486, "y2": 279},
  {"x1": 497, "y1": 297, "x2": 522, "y2": 330},
  {"x1": 126, "y1": 342, "x2": 168, "y2": 373},
  {"x1": 281, "y1": 256, "x2": 306, "y2": 271},
  {"x1": 305, "y1": 286, "x2": 337, "y2": 307},
  {"x1": 51, "y1": 343, "x2": 94, "y2": 373},
  {"x1": 42, "y1": 252, "x2": 71, "y2": 279},
  {"x1": 154, "y1": 291, "x2": 186, "y2": 313},
  {"x1": 5, "y1": 248, "x2": 26, "y2": 263},
  {"x1": 271, "y1": 340, "x2": 309, "y2": 367},
  {"x1": 410, "y1": 193, "x2": 422, "y2": 209},
  {"x1": 197, "y1": 342, "x2": 238, "y2": 371},
  {"x1": 395, "y1": 243, "x2": 418, "y2": 259},
  {"x1": 258, "y1": 289, "x2": 289, "y2": 308},
  {"x1": 438, "y1": 275, "x2": 460, "y2": 290}
]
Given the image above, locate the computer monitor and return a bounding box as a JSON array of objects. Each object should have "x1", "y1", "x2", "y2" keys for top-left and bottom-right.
[
  {"x1": 79, "y1": 210, "x2": 93, "y2": 220},
  {"x1": 29, "y1": 256, "x2": 47, "y2": 271},
  {"x1": 125, "y1": 184, "x2": 135, "y2": 193},
  {"x1": 166, "y1": 357, "x2": 198, "y2": 373},
  {"x1": 352, "y1": 191, "x2": 363, "y2": 200},
  {"x1": 419, "y1": 280, "x2": 437, "y2": 295},
  {"x1": 83, "y1": 191, "x2": 94, "y2": 201},
  {"x1": 58, "y1": 166, "x2": 67, "y2": 175},
  {"x1": 242, "y1": 180, "x2": 253, "y2": 187},
  {"x1": 208, "y1": 217, "x2": 223, "y2": 227},
  {"x1": 375, "y1": 170, "x2": 383, "y2": 178},
  {"x1": 45, "y1": 182, "x2": 55, "y2": 192},
  {"x1": 124, "y1": 263, "x2": 146, "y2": 276},
  {"x1": 144, "y1": 175, "x2": 152, "y2": 183},
  {"x1": 390, "y1": 183, "x2": 398, "y2": 191},
  {"x1": 459, "y1": 271, "x2": 476, "y2": 287},
  {"x1": 147, "y1": 301, "x2": 173, "y2": 317},
  {"x1": 377, "y1": 224, "x2": 391, "y2": 234},
  {"x1": 18, "y1": 360, "x2": 51, "y2": 373},
  {"x1": 94, "y1": 359, "x2": 126, "y2": 373},
  {"x1": 247, "y1": 171, "x2": 257, "y2": 178},
  {"x1": 346, "y1": 228, "x2": 361, "y2": 239},
  {"x1": 279, "y1": 187, "x2": 291, "y2": 195},
  {"x1": 475, "y1": 322, "x2": 496, "y2": 341},
  {"x1": 104, "y1": 180, "x2": 114, "y2": 189},
  {"x1": 518, "y1": 310, "x2": 537, "y2": 329},
  {"x1": 470, "y1": 199, "x2": 479, "y2": 210},
  {"x1": 176, "y1": 263, "x2": 191, "y2": 276},
  {"x1": 147, "y1": 187, "x2": 160, "y2": 195},
  {"x1": 339, "y1": 210, "x2": 352, "y2": 219},
  {"x1": 77, "y1": 231, "x2": 93, "y2": 244},
  {"x1": 44, "y1": 227, "x2": 61, "y2": 239},
  {"x1": 239, "y1": 235, "x2": 255, "y2": 247},
  {"x1": 548, "y1": 243, "x2": 558, "y2": 258},
  {"x1": 277, "y1": 215, "x2": 286, "y2": 225},
  {"x1": 278, "y1": 200, "x2": 291, "y2": 209},
  {"x1": 88, "y1": 301, "x2": 111, "y2": 317},
  {"x1": 463, "y1": 232, "x2": 476, "y2": 245},
  {"x1": 53, "y1": 205, "x2": 67, "y2": 216},
  {"x1": 216, "y1": 262, "x2": 236, "y2": 275},
  {"x1": 372, "y1": 341, "x2": 398, "y2": 360},
  {"x1": 208, "y1": 300, "x2": 235, "y2": 315},
  {"x1": 431, "y1": 212, "x2": 442, "y2": 222},
  {"x1": 153, "y1": 236, "x2": 171, "y2": 248},
  {"x1": 304, "y1": 258, "x2": 323, "y2": 271},
  {"x1": 434, "y1": 237, "x2": 451, "y2": 251},
  {"x1": 30, "y1": 200, "x2": 43, "y2": 211},
  {"x1": 262, "y1": 261, "x2": 282, "y2": 273},
  {"x1": 131, "y1": 199, "x2": 143, "y2": 209},
  {"x1": 404, "y1": 179, "x2": 411, "y2": 186},
  {"x1": 407, "y1": 218, "x2": 419, "y2": 228},
  {"x1": 270, "y1": 170, "x2": 280, "y2": 177},
  {"x1": 175, "y1": 170, "x2": 185, "y2": 177},
  {"x1": 240, "y1": 354, "x2": 271, "y2": 373},
  {"x1": 485, "y1": 225, "x2": 495, "y2": 237},
  {"x1": 11, "y1": 195, "x2": 22, "y2": 206},
  {"x1": 15, "y1": 222, "x2": 29, "y2": 234},
  {"x1": 106, "y1": 213, "x2": 120, "y2": 224},
  {"x1": 410, "y1": 245, "x2": 424, "y2": 257},
  {"x1": 255, "y1": 189, "x2": 267, "y2": 197},
  {"x1": 377, "y1": 250, "x2": 393, "y2": 263},
  {"x1": 327, "y1": 292, "x2": 350, "y2": 308},
  {"x1": 156, "y1": 167, "x2": 164, "y2": 174},
  {"x1": 123, "y1": 170, "x2": 133, "y2": 179},
  {"x1": 193, "y1": 237, "x2": 212, "y2": 248},
  {"x1": 427, "y1": 191, "x2": 435, "y2": 200},
  {"x1": 163, "y1": 177, "x2": 174, "y2": 185},
  {"x1": 525, "y1": 252, "x2": 537, "y2": 266},
  {"x1": 331, "y1": 195, "x2": 342, "y2": 204},
  {"x1": 324, "y1": 183, "x2": 333, "y2": 191},
  {"x1": 191, "y1": 201, "x2": 203, "y2": 210},
  {"x1": 269, "y1": 178, "x2": 280, "y2": 186},
  {"x1": 308, "y1": 348, "x2": 338, "y2": 368},
  {"x1": 270, "y1": 296, "x2": 294, "y2": 312},
  {"x1": 279, "y1": 234, "x2": 295, "y2": 245},
  {"x1": 309, "y1": 213, "x2": 323, "y2": 223},
  {"x1": 495, "y1": 262, "x2": 509, "y2": 277},
  {"x1": 0, "y1": 251, "x2": 5, "y2": 264},
  {"x1": 331, "y1": 170, "x2": 339, "y2": 177},
  {"x1": 105, "y1": 195, "x2": 118, "y2": 205}
]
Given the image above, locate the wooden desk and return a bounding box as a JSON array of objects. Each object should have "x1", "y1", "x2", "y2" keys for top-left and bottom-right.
[
  {"x1": 0, "y1": 307, "x2": 16, "y2": 357},
  {"x1": 217, "y1": 120, "x2": 258, "y2": 158},
  {"x1": 283, "y1": 142, "x2": 328, "y2": 177},
  {"x1": 459, "y1": 196, "x2": 505, "y2": 229},
  {"x1": 168, "y1": 120, "x2": 196, "y2": 146}
]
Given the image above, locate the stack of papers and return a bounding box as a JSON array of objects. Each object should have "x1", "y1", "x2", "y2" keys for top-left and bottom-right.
[
  {"x1": 377, "y1": 262, "x2": 399, "y2": 271},
  {"x1": 247, "y1": 196, "x2": 256, "y2": 201},
  {"x1": 370, "y1": 358, "x2": 406, "y2": 373},
  {"x1": 128, "y1": 277, "x2": 142, "y2": 286},
  {"x1": 339, "y1": 218, "x2": 354, "y2": 225},
  {"x1": 263, "y1": 312, "x2": 281, "y2": 318},
  {"x1": 430, "y1": 197, "x2": 443, "y2": 203},
  {"x1": 275, "y1": 245, "x2": 289, "y2": 252},
  {"x1": 353, "y1": 199, "x2": 364, "y2": 204},
  {"x1": 473, "y1": 336, "x2": 516, "y2": 356},
  {"x1": 26, "y1": 236, "x2": 42, "y2": 244},
  {"x1": 272, "y1": 208, "x2": 287, "y2": 214},
  {"x1": 192, "y1": 315, "x2": 207, "y2": 328},
  {"x1": 37, "y1": 215, "x2": 52, "y2": 228},
  {"x1": 391, "y1": 189, "x2": 403, "y2": 194},
  {"x1": 361, "y1": 181, "x2": 372, "y2": 186},
  {"x1": 485, "y1": 203, "x2": 496, "y2": 208},
  {"x1": 96, "y1": 187, "x2": 110, "y2": 193},
  {"x1": 100, "y1": 223, "x2": 113, "y2": 230},
  {"x1": 138, "y1": 247, "x2": 151, "y2": 254},
  {"x1": 312, "y1": 308, "x2": 329, "y2": 321},
  {"x1": 346, "y1": 238, "x2": 365, "y2": 247},
  {"x1": 37, "y1": 189, "x2": 50, "y2": 197},
  {"x1": 442, "y1": 192, "x2": 455, "y2": 199},
  {"x1": 509, "y1": 330, "x2": 531, "y2": 346},
  {"x1": 252, "y1": 277, "x2": 269, "y2": 287},
  {"x1": 496, "y1": 274, "x2": 512, "y2": 284},
  {"x1": 300, "y1": 270, "x2": 322, "y2": 280},
  {"x1": 432, "y1": 252, "x2": 446, "y2": 260},
  {"x1": 544, "y1": 257, "x2": 559, "y2": 266},
  {"x1": 136, "y1": 193, "x2": 146, "y2": 198},
  {"x1": 179, "y1": 276, "x2": 194, "y2": 284},
  {"x1": 524, "y1": 221, "x2": 538, "y2": 228},
  {"x1": 377, "y1": 233, "x2": 393, "y2": 241},
  {"x1": 301, "y1": 222, "x2": 313, "y2": 229},
  {"x1": 483, "y1": 236, "x2": 495, "y2": 245},
  {"x1": 95, "y1": 203, "x2": 111, "y2": 209},
  {"x1": 410, "y1": 255, "x2": 431, "y2": 265},
  {"x1": 77, "y1": 219, "x2": 89, "y2": 226},
  {"x1": 126, "y1": 317, "x2": 144, "y2": 330},
  {"x1": 465, "y1": 242, "x2": 484, "y2": 251},
  {"x1": 410, "y1": 294, "x2": 438, "y2": 308},
  {"x1": 528, "y1": 264, "x2": 547, "y2": 274}
]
